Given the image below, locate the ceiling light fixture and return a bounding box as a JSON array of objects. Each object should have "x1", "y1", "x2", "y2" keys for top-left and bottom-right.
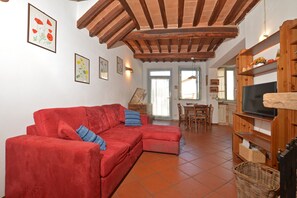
[
  {"x1": 187, "y1": 57, "x2": 197, "y2": 80},
  {"x1": 259, "y1": 0, "x2": 269, "y2": 41}
]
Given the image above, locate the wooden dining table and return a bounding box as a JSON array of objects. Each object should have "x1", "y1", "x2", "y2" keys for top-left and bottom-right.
[{"x1": 183, "y1": 104, "x2": 211, "y2": 129}]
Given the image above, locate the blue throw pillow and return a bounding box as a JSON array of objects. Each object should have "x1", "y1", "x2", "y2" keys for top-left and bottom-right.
[
  {"x1": 125, "y1": 110, "x2": 142, "y2": 126},
  {"x1": 76, "y1": 125, "x2": 106, "y2": 150}
]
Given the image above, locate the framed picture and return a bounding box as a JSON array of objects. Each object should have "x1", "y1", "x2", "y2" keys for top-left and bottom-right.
[
  {"x1": 99, "y1": 57, "x2": 108, "y2": 80},
  {"x1": 210, "y1": 79, "x2": 219, "y2": 86},
  {"x1": 27, "y1": 3, "x2": 57, "y2": 53},
  {"x1": 117, "y1": 56, "x2": 123, "y2": 75},
  {"x1": 75, "y1": 53, "x2": 90, "y2": 84},
  {"x1": 210, "y1": 87, "x2": 219, "y2": 93}
]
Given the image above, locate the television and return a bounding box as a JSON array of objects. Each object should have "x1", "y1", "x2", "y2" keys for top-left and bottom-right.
[{"x1": 242, "y1": 82, "x2": 277, "y2": 117}]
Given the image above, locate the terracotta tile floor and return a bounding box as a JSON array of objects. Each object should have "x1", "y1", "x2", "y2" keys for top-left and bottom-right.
[{"x1": 112, "y1": 121, "x2": 241, "y2": 198}]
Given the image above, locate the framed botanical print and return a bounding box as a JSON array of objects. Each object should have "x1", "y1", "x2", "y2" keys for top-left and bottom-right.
[
  {"x1": 117, "y1": 56, "x2": 123, "y2": 75},
  {"x1": 75, "y1": 53, "x2": 90, "y2": 84},
  {"x1": 27, "y1": 3, "x2": 57, "y2": 53},
  {"x1": 99, "y1": 57, "x2": 108, "y2": 80}
]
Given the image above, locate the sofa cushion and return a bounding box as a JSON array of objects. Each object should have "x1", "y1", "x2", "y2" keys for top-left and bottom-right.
[
  {"x1": 86, "y1": 106, "x2": 110, "y2": 134},
  {"x1": 118, "y1": 105, "x2": 126, "y2": 123},
  {"x1": 100, "y1": 126, "x2": 142, "y2": 149},
  {"x1": 100, "y1": 141, "x2": 130, "y2": 177},
  {"x1": 76, "y1": 125, "x2": 106, "y2": 151},
  {"x1": 33, "y1": 107, "x2": 88, "y2": 137},
  {"x1": 57, "y1": 121, "x2": 82, "y2": 141},
  {"x1": 125, "y1": 110, "x2": 142, "y2": 126},
  {"x1": 102, "y1": 104, "x2": 121, "y2": 128},
  {"x1": 141, "y1": 125, "x2": 181, "y2": 141}
]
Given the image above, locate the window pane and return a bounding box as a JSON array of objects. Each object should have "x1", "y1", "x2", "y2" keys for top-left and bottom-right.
[
  {"x1": 226, "y1": 70, "x2": 235, "y2": 100},
  {"x1": 149, "y1": 71, "x2": 171, "y2": 76},
  {"x1": 179, "y1": 69, "x2": 199, "y2": 99}
]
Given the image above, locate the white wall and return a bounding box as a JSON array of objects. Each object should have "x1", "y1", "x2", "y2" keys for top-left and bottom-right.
[
  {"x1": 142, "y1": 62, "x2": 207, "y2": 120},
  {"x1": 0, "y1": 0, "x2": 143, "y2": 196}
]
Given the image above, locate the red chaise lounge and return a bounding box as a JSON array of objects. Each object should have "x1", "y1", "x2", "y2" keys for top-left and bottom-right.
[{"x1": 5, "y1": 104, "x2": 181, "y2": 198}]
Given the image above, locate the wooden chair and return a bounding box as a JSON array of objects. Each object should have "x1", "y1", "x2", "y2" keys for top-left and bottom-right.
[
  {"x1": 207, "y1": 104, "x2": 213, "y2": 126},
  {"x1": 188, "y1": 104, "x2": 209, "y2": 131},
  {"x1": 177, "y1": 103, "x2": 186, "y2": 127}
]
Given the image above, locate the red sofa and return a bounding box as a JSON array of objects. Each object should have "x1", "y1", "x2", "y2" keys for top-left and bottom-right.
[{"x1": 5, "y1": 104, "x2": 181, "y2": 198}]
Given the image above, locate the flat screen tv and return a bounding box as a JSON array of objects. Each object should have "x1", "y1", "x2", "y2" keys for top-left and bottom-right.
[{"x1": 242, "y1": 82, "x2": 277, "y2": 117}]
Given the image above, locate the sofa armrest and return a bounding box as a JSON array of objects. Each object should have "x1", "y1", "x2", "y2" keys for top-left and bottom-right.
[
  {"x1": 26, "y1": 124, "x2": 37, "y2": 135},
  {"x1": 140, "y1": 114, "x2": 149, "y2": 125},
  {"x1": 6, "y1": 135, "x2": 101, "y2": 198}
]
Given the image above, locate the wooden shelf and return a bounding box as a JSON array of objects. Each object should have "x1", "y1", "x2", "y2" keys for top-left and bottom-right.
[
  {"x1": 234, "y1": 152, "x2": 247, "y2": 162},
  {"x1": 239, "y1": 61, "x2": 277, "y2": 76},
  {"x1": 234, "y1": 112, "x2": 274, "y2": 122},
  {"x1": 291, "y1": 39, "x2": 297, "y2": 45},
  {"x1": 241, "y1": 31, "x2": 280, "y2": 56},
  {"x1": 235, "y1": 132, "x2": 271, "y2": 152}
]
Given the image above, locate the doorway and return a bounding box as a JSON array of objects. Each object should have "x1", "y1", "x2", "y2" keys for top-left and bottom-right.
[{"x1": 148, "y1": 70, "x2": 172, "y2": 119}]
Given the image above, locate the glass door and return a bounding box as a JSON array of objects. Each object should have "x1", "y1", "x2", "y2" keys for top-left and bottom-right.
[{"x1": 148, "y1": 70, "x2": 172, "y2": 119}]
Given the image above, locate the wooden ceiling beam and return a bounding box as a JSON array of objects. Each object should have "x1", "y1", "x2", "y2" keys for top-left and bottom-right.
[
  {"x1": 187, "y1": 39, "x2": 193, "y2": 52},
  {"x1": 213, "y1": 38, "x2": 224, "y2": 51},
  {"x1": 100, "y1": 15, "x2": 131, "y2": 43},
  {"x1": 207, "y1": 38, "x2": 217, "y2": 51},
  {"x1": 156, "y1": 40, "x2": 162, "y2": 53},
  {"x1": 118, "y1": 0, "x2": 140, "y2": 30},
  {"x1": 89, "y1": 4, "x2": 124, "y2": 37},
  {"x1": 193, "y1": 0, "x2": 205, "y2": 26},
  {"x1": 178, "y1": 39, "x2": 182, "y2": 53},
  {"x1": 168, "y1": 39, "x2": 171, "y2": 53},
  {"x1": 139, "y1": 0, "x2": 154, "y2": 29},
  {"x1": 77, "y1": 0, "x2": 114, "y2": 29},
  {"x1": 124, "y1": 26, "x2": 238, "y2": 40},
  {"x1": 107, "y1": 21, "x2": 135, "y2": 48},
  {"x1": 124, "y1": 41, "x2": 135, "y2": 53},
  {"x1": 178, "y1": 0, "x2": 185, "y2": 28},
  {"x1": 208, "y1": 0, "x2": 227, "y2": 26},
  {"x1": 158, "y1": 0, "x2": 168, "y2": 28},
  {"x1": 223, "y1": 0, "x2": 248, "y2": 25},
  {"x1": 134, "y1": 52, "x2": 215, "y2": 60},
  {"x1": 197, "y1": 39, "x2": 204, "y2": 52},
  {"x1": 235, "y1": 0, "x2": 260, "y2": 24},
  {"x1": 134, "y1": 40, "x2": 144, "y2": 53},
  {"x1": 143, "y1": 40, "x2": 152, "y2": 53}
]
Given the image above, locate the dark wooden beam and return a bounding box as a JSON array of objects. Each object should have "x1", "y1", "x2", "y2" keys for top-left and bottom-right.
[
  {"x1": 235, "y1": 0, "x2": 260, "y2": 24},
  {"x1": 143, "y1": 40, "x2": 152, "y2": 53},
  {"x1": 124, "y1": 41, "x2": 135, "y2": 53},
  {"x1": 118, "y1": 0, "x2": 140, "y2": 30},
  {"x1": 89, "y1": 4, "x2": 124, "y2": 37},
  {"x1": 156, "y1": 40, "x2": 162, "y2": 53},
  {"x1": 134, "y1": 40, "x2": 144, "y2": 53},
  {"x1": 168, "y1": 39, "x2": 171, "y2": 53},
  {"x1": 77, "y1": 0, "x2": 114, "y2": 29},
  {"x1": 124, "y1": 26, "x2": 238, "y2": 40},
  {"x1": 107, "y1": 21, "x2": 135, "y2": 48},
  {"x1": 197, "y1": 39, "x2": 204, "y2": 52},
  {"x1": 158, "y1": 0, "x2": 168, "y2": 28},
  {"x1": 134, "y1": 52, "x2": 215, "y2": 60},
  {"x1": 223, "y1": 0, "x2": 248, "y2": 25},
  {"x1": 193, "y1": 0, "x2": 205, "y2": 26},
  {"x1": 178, "y1": 39, "x2": 182, "y2": 53},
  {"x1": 139, "y1": 0, "x2": 154, "y2": 29},
  {"x1": 178, "y1": 0, "x2": 185, "y2": 28},
  {"x1": 207, "y1": 39, "x2": 217, "y2": 51},
  {"x1": 99, "y1": 15, "x2": 131, "y2": 43},
  {"x1": 187, "y1": 39, "x2": 193, "y2": 52},
  {"x1": 213, "y1": 38, "x2": 224, "y2": 51},
  {"x1": 208, "y1": 0, "x2": 227, "y2": 26}
]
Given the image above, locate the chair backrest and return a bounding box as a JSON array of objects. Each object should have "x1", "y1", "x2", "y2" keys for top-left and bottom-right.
[
  {"x1": 193, "y1": 104, "x2": 208, "y2": 117},
  {"x1": 208, "y1": 104, "x2": 213, "y2": 121},
  {"x1": 177, "y1": 103, "x2": 183, "y2": 116}
]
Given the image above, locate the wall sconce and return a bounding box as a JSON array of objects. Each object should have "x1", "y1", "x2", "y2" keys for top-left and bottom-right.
[
  {"x1": 0, "y1": 0, "x2": 9, "y2": 2},
  {"x1": 125, "y1": 66, "x2": 133, "y2": 73}
]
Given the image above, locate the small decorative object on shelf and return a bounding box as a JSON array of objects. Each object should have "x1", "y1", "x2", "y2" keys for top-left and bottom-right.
[{"x1": 251, "y1": 57, "x2": 266, "y2": 68}]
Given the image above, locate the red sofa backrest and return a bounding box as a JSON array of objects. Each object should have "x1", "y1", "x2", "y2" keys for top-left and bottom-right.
[{"x1": 33, "y1": 106, "x2": 89, "y2": 137}]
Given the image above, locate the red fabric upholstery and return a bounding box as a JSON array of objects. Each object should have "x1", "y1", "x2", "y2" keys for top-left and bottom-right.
[
  {"x1": 33, "y1": 107, "x2": 88, "y2": 137},
  {"x1": 99, "y1": 140, "x2": 129, "y2": 177},
  {"x1": 118, "y1": 105, "x2": 126, "y2": 123},
  {"x1": 141, "y1": 125, "x2": 181, "y2": 141},
  {"x1": 57, "y1": 120, "x2": 82, "y2": 141},
  {"x1": 102, "y1": 104, "x2": 121, "y2": 127},
  {"x1": 6, "y1": 135, "x2": 101, "y2": 198},
  {"x1": 7, "y1": 104, "x2": 181, "y2": 198},
  {"x1": 86, "y1": 106, "x2": 110, "y2": 134}
]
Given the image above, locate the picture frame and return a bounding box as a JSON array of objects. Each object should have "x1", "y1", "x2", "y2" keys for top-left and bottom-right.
[
  {"x1": 74, "y1": 53, "x2": 90, "y2": 84},
  {"x1": 210, "y1": 87, "x2": 219, "y2": 93},
  {"x1": 210, "y1": 79, "x2": 219, "y2": 86},
  {"x1": 99, "y1": 57, "x2": 109, "y2": 80},
  {"x1": 27, "y1": 3, "x2": 57, "y2": 53},
  {"x1": 117, "y1": 56, "x2": 123, "y2": 75}
]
